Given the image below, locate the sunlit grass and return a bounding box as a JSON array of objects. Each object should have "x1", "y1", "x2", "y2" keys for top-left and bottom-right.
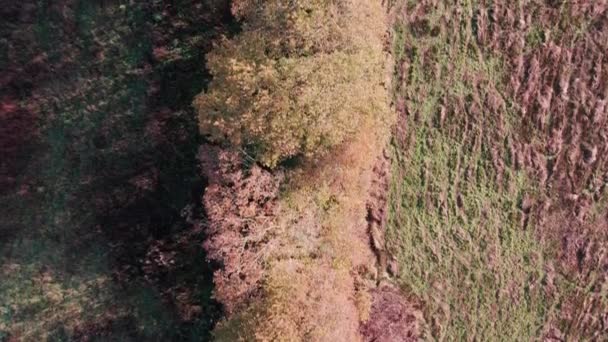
[
  {"x1": 387, "y1": 1, "x2": 553, "y2": 339},
  {"x1": 387, "y1": 131, "x2": 549, "y2": 340}
]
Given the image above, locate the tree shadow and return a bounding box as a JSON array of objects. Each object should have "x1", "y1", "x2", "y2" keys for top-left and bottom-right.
[{"x1": 0, "y1": 0, "x2": 235, "y2": 340}]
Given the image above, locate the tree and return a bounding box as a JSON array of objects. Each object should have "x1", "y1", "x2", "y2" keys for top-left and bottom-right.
[
  {"x1": 194, "y1": 0, "x2": 388, "y2": 167},
  {"x1": 199, "y1": 145, "x2": 283, "y2": 314}
]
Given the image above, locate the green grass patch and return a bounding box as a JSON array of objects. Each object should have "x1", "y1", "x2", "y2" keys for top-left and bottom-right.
[
  {"x1": 387, "y1": 131, "x2": 548, "y2": 340},
  {"x1": 387, "y1": 1, "x2": 552, "y2": 339}
]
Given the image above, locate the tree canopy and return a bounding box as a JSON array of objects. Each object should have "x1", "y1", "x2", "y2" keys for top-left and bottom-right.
[{"x1": 194, "y1": 0, "x2": 388, "y2": 167}]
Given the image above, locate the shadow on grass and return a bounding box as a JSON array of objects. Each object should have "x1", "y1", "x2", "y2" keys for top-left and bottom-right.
[{"x1": 0, "y1": 0, "x2": 236, "y2": 340}]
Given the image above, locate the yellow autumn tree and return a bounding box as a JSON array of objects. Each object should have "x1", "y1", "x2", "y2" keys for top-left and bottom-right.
[{"x1": 194, "y1": 0, "x2": 387, "y2": 167}]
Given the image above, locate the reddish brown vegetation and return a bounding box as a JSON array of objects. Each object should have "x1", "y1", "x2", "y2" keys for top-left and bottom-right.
[
  {"x1": 199, "y1": 144, "x2": 283, "y2": 315},
  {"x1": 486, "y1": 1, "x2": 608, "y2": 213},
  {"x1": 543, "y1": 211, "x2": 608, "y2": 339},
  {"x1": 480, "y1": 3, "x2": 608, "y2": 335},
  {"x1": 360, "y1": 284, "x2": 423, "y2": 342}
]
